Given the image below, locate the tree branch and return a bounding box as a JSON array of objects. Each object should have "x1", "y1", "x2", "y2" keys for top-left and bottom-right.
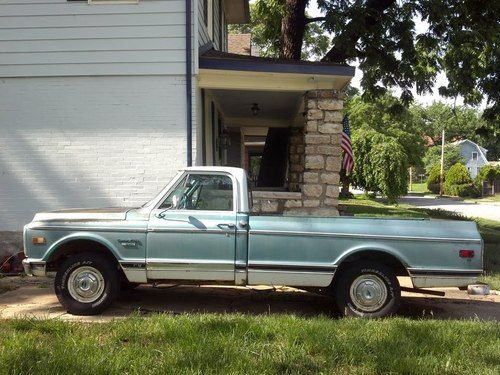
[
  {"x1": 322, "y1": 0, "x2": 396, "y2": 63},
  {"x1": 305, "y1": 16, "x2": 326, "y2": 24}
]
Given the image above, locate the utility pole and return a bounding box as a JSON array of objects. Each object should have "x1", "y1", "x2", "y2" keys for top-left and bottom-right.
[
  {"x1": 409, "y1": 167, "x2": 412, "y2": 192},
  {"x1": 439, "y1": 129, "x2": 445, "y2": 196}
]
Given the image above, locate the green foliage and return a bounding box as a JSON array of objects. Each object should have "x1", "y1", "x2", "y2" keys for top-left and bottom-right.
[
  {"x1": 228, "y1": 1, "x2": 330, "y2": 61},
  {"x1": 443, "y1": 163, "x2": 479, "y2": 197},
  {"x1": 352, "y1": 130, "x2": 409, "y2": 202},
  {"x1": 412, "y1": 102, "x2": 498, "y2": 161},
  {"x1": 445, "y1": 163, "x2": 472, "y2": 186},
  {"x1": 238, "y1": 0, "x2": 499, "y2": 124},
  {"x1": 426, "y1": 164, "x2": 442, "y2": 194},
  {"x1": 477, "y1": 164, "x2": 500, "y2": 183},
  {"x1": 422, "y1": 144, "x2": 464, "y2": 174}
]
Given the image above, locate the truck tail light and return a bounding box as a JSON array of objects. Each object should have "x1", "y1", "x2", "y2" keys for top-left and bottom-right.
[{"x1": 459, "y1": 250, "x2": 474, "y2": 258}]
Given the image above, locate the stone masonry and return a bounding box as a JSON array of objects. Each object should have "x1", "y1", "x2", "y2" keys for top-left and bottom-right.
[{"x1": 284, "y1": 90, "x2": 343, "y2": 217}]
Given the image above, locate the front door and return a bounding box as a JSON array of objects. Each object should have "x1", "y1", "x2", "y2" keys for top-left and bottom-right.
[{"x1": 147, "y1": 172, "x2": 237, "y2": 281}]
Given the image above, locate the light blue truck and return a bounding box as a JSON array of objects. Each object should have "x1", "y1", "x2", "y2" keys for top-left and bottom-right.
[{"x1": 23, "y1": 167, "x2": 483, "y2": 317}]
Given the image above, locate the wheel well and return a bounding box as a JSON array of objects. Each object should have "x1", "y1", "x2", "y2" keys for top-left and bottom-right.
[
  {"x1": 335, "y1": 250, "x2": 409, "y2": 277},
  {"x1": 46, "y1": 239, "x2": 119, "y2": 274}
]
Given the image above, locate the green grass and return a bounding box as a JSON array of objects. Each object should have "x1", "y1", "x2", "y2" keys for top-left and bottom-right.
[
  {"x1": 0, "y1": 315, "x2": 498, "y2": 374},
  {"x1": 409, "y1": 182, "x2": 430, "y2": 193},
  {"x1": 340, "y1": 196, "x2": 500, "y2": 289},
  {"x1": 464, "y1": 194, "x2": 500, "y2": 203}
]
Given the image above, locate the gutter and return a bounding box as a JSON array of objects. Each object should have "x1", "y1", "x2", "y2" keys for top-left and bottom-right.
[{"x1": 185, "y1": 0, "x2": 193, "y2": 166}]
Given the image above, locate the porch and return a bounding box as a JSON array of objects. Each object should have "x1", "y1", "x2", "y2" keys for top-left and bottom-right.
[{"x1": 196, "y1": 50, "x2": 355, "y2": 215}]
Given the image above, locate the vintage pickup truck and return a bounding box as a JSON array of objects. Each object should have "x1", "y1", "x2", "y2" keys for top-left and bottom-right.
[{"x1": 23, "y1": 167, "x2": 483, "y2": 317}]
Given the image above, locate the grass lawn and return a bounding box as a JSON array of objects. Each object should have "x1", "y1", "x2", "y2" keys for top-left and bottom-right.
[
  {"x1": 0, "y1": 315, "x2": 499, "y2": 374},
  {"x1": 464, "y1": 194, "x2": 500, "y2": 203},
  {"x1": 340, "y1": 197, "x2": 500, "y2": 290},
  {"x1": 409, "y1": 182, "x2": 430, "y2": 193}
]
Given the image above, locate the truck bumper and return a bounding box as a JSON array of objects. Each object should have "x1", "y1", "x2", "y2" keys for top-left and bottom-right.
[
  {"x1": 22, "y1": 259, "x2": 47, "y2": 277},
  {"x1": 410, "y1": 270, "x2": 482, "y2": 288}
]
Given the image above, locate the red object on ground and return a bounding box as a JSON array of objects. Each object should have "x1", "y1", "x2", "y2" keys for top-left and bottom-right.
[{"x1": 0, "y1": 252, "x2": 25, "y2": 275}]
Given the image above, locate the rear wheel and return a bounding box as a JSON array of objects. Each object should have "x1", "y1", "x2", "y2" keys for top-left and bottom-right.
[
  {"x1": 334, "y1": 262, "x2": 400, "y2": 318},
  {"x1": 55, "y1": 253, "x2": 119, "y2": 315}
]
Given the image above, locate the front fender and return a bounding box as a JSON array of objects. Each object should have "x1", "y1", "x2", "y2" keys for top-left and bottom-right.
[{"x1": 43, "y1": 232, "x2": 121, "y2": 262}]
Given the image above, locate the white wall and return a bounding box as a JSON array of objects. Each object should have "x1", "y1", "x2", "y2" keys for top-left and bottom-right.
[
  {"x1": 0, "y1": 0, "x2": 187, "y2": 77},
  {"x1": 0, "y1": 76, "x2": 187, "y2": 230}
]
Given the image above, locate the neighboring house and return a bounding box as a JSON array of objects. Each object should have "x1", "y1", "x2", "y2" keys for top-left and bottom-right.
[
  {"x1": 0, "y1": 0, "x2": 354, "y2": 238},
  {"x1": 452, "y1": 139, "x2": 489, "y2": 178}
]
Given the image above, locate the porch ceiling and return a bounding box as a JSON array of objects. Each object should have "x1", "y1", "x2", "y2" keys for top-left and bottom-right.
[{"x1": 209, "y1": 89, "x2": 304, "y2": 127}]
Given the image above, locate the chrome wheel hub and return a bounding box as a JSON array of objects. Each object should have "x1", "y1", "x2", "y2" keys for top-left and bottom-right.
[
  {"x1": 349, "y1": 274, "x2": 388, "y2": 312},
  {"x1": 67, "y1": 266, "x2": 105, "y2": 303}
]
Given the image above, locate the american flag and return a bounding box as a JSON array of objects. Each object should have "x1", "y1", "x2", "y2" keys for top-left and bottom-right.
[{"x1": 341, "y1": 116, "x2": 354, "y2": 174}]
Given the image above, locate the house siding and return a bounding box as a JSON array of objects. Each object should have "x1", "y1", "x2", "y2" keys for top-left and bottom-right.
[
  {"x1": 0, "y1": 76, "x2": 187, "y2": 230},
  {"x1": 458, "y1": 141, "x2": 488, "y2": 179},
  {"x1": 196, "y1": 0, "x2": 225, "y2": 50},
  {"x1": 0, "y1": 0, "x2": 187, "y2": 77}
]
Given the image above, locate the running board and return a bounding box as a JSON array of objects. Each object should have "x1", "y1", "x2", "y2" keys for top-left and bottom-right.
[{"x1": 400, "y1": 287, "x2": 445, "y2": 297}]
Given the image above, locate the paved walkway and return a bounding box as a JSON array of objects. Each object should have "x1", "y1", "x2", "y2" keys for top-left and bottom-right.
[{"x1": 399, "y1": 196, "x2": 500, "y2": 221}]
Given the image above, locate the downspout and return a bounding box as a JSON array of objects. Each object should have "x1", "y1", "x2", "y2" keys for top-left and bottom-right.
[{"x1": 185, "y1": 0, "x2": 193, "y2": 166}]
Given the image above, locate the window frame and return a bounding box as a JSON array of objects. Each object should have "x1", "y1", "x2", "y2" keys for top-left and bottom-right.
[
  {"x1": 472, "y1": 151, "x2": 478, "y2": 161},
  {"x1": 154, "y1": 171, "x2": 238, "y2": 213}
]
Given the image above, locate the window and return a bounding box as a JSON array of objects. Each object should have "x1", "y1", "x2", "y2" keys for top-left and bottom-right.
[
  {"x1": 472, "y1": 152, "x2": 478, "y2": 161},
  {"x1": 160, "y1": 174, "x2": 233, "y2": 211},
  {"x1": 203, "y1": 0, "x2": 208, "y2": 25}
]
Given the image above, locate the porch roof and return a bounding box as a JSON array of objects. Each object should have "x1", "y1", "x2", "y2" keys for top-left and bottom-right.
[
  {"x1": 200, "y1": 49, "x2": 355, "y2": 77},
  {"x1": 198, "y1": 49, "x2": 355, "y2": 92}
]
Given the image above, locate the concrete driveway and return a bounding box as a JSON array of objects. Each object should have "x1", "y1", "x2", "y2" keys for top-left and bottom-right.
[
  {"x1": 1, "y1": 277, "x2": 499, "y2": 322},
  {"x1": 399, "y1": 196, "x2": 500, "y2": 221}
]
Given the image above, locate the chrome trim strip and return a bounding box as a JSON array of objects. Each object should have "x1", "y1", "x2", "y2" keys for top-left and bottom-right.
[
  {"x1": 146, "y1": 260, "x2": 234, "y2": 271},
  {"x1": 248, "y1": 263, "x2": 337, "y2": 273},
  {"x1": 249, "y1": 230, "x2": 482, "y2": 244},
  {"x1": 408, "y1": 268, "x2": 483, "y2": 276},
  {"x1": 29, "y1": 226, "x2": 147, "y2": 233},
  {"x1": 147, "y1": 228, "x2": 231, "y2": 234}
]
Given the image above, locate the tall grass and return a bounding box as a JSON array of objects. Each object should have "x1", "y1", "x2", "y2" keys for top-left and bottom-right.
[{"x1": 0, "y1": 315, "x2": 498, "y2": 374}]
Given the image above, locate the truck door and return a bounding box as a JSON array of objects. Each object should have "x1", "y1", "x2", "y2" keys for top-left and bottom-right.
[{"x1": 146, "y1": 172, "x2": 237, "y2": 281}]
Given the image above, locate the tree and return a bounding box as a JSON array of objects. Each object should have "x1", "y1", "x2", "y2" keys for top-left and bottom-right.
[
  {"x1": 229, "y1": 1, "x2": 330, "y2": 60},
  {"x1": 422, "y1": 144, "x2": 464, "y2": 175},
  {"x1": 346, "y1": 94, "x2": 422, "y2": 200},
  {"x1": 238, "y1": 0, "x2": 499, "y2": 121}
]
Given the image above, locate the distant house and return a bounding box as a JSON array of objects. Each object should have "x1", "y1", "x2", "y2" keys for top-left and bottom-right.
[{"x1": 452, "y1": 139, "x2": 489, "y2": 178}]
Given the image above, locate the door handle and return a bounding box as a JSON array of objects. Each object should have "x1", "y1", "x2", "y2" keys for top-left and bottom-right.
[{"x1": 217, "y1": 223, "x2": 236, "y2": 230}]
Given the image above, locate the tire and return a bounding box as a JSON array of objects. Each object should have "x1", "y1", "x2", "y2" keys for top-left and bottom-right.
[
  {"x1": 55, "y1": 252, "x2": 119, "y2": 315},
  {"x1": 334, "y1": 262, "x2": 400, "y2": 318}
]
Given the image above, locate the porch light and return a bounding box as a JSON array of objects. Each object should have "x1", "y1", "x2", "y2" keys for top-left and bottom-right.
[{"x1": 251, "y1": 103, "x2": 260, "y2": 116}]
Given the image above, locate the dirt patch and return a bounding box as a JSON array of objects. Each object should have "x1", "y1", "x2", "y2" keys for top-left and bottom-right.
[{"x1": 0, "y1": 277, "x2": 498, "y2": 322}]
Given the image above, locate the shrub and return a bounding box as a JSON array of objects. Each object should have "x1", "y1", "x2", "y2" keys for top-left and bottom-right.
[
  {"x1": 443, "y1": 163, "x2": 477, "y2": 197},
  {"x1": 477, "y1": 164, "x2": 500, "y2": 183},
  {"x1": 444, "y1": 183, "x2": 481, "y2": 198},
  {"x1": 426, "y1": 164, "x2": 442, "y2": 194}
]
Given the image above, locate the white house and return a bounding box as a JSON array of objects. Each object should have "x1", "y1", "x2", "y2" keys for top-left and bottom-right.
[
  {"x1": 0, "y1": 0, "x2": 354, "y2": 237},
  {"x1": 452, "y1": 139, "x2": 489, "y2": 178}
]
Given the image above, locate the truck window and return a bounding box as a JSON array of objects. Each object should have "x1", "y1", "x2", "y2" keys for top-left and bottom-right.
[{"x1": 160, "y1": 174, "x2": 233, "y2": 211}]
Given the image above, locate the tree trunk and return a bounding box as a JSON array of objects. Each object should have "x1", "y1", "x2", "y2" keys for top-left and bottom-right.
[{"x1": 280, "y1": 0, "x2": 308, "y2": 60}]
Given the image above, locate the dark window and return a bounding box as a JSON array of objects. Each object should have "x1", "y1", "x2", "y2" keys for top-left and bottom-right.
[
  {"x1": 161, "y1": 174, "x2": 233, "y2": 211},
  {"x1": 472, "y1": 152, "x2": 478, "y2": 161},
  {"x1": 203, "y1": 0, "x2": 208, "y2": 25}
]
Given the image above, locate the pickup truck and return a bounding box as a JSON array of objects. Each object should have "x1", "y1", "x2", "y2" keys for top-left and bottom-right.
[{"x1": 23, "y1": 167, "x2": 483, "y2": 317}]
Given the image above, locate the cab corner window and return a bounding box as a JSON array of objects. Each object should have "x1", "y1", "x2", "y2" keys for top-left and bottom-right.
[{"x1": 160, "y1": 174, "x2": 233, "y2": 211}]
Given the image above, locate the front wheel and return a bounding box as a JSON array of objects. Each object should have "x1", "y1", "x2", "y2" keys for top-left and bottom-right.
[
  {"x1": 55, "y1": 253, "x2": 119, "y2": 315},
  {"x1": 334, "y1": 262, "x2": 400, "y2": 318}
]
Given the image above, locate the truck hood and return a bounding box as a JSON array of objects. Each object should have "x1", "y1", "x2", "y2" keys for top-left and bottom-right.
[{"x1": 32, "y1": 207, "x2": 135, "y2": 223}]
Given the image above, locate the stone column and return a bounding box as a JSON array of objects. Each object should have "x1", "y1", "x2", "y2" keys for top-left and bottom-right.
[{"x1": 285, "y1": 90, "x2": 343, "y2": 217}]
